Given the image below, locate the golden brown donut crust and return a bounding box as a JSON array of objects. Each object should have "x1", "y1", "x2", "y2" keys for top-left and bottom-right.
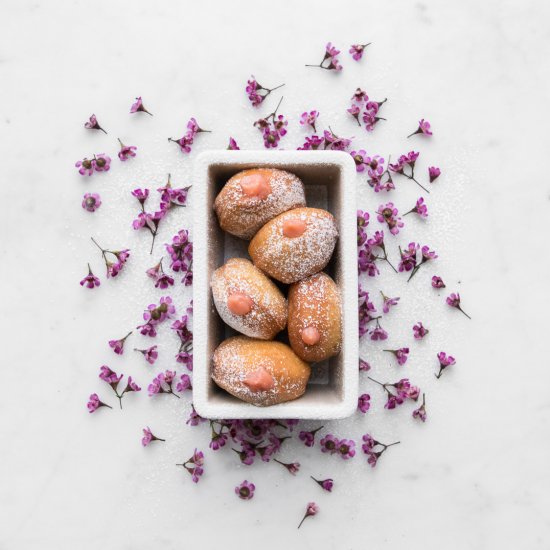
[
  {"x1": 211, "y1": 336, "x2": 311, "y2": 406},
  {"x1": 248, "y1": 207, "x2": 338, "y2": 284},
  {"x1": 288, "y1": 272, "x2": 342, "y2": 363},
  {"x1": 210, "y1": 258, "x2": 288, "y2": 340},
  {"x1": 213, "y1": 168, "x2": 306, "y2": 240}
]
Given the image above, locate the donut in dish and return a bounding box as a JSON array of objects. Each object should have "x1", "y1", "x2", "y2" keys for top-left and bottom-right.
[
  {"x1": 213, "y1": 168, "x2": 306, "y2": 240},
  {"x1": 288, "y1": 272, "x2": 342, "y2": 363},
  {"x1": 248, "y1": 207, "x2": 338, "y2": 284},
  {"x1": 211, "y1": 336, "x2": 311, "y2": 406},
  {"x1": 210, "y1": 258, "x2": 287, "y2": 340}
]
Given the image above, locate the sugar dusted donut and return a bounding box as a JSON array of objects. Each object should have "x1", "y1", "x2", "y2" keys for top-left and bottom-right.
[
  {"x1": 248, "y1": 207, "x2": 338, "y2": 284},
  {"x1": 210, "y1": 258, "x2": 287, "y2": 340},
  {"x1": 288, "y1": 272, "x2": 342, "y2": 363},
  {"x1": 213, "y1": 168, "x2": 306, "y2": 240},
  {"x1": 211, "y1": 336, "x2": 311, "y2": 406}
]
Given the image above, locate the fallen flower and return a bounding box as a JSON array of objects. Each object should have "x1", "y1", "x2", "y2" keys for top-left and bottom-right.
[
  {"x1": 142, "y1": 426, "x2": 165, "y2": 446},
  {"x1": 235, "y1": 480, "x2": 255, "y2": 500},
  {"x1": 80, "y1": 264, "x2": 101, "y2": 289},
  {"x1": 446, "y1": 292, "x2": 471, "y2": 319},
  {"x1": 82, "y1": 192, "x2": 102, "y2": 212},
  {"x1": 134, "y1": 345, "x2": 158, "y2": 365},
  {"x1": 349, "y1": 42, "x2": 371, "y2": 61},
  {"x1": 108, "y1": 331, "x2": 132, "y2": 355},
  {"x1": 436, "y1": 352, "x2": 456, "y2": 379},
  {"x1": 298, "y1": 502, "x2": 319, "y2": 529},
  {"x1": 176, "y1": 448, "x2": 204, "y2": 483},
  {"x1": 87, "y1": 393, "x2": 112, "y2": 413},
  {"x1": 246, "y1": 76, "x2": 285, "y2": 107},
  {"x1": 408, "y1": 118, "x2": 432, "y2": 138},
  {"x1": 306, "y1": 42, "x2": 342, "y2": 71},
  {"x1": 117, "y1": 138, "x2": 137, "y2": 161},
  {"x1": 130, "y1": 96, "x2": 152, "y2": 115},
  {"x1": 84, "y1": 114, "x2": 107, "y2": 134},
  {"x1": 310, "y1": 476, "x2": 333, "y2": 492},
  {"x1": 412, "y1": 394, "x2": 427, "y2": 422}
]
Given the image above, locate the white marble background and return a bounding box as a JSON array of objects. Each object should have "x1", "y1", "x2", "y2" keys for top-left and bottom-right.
[{"x1": 1, "y1": 0, "x2": 549, "y2": 548}]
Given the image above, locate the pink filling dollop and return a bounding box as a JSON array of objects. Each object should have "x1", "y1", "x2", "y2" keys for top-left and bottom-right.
[
  {"x1": 283, "y1": 218, "x2": 307, "y2": 238},
  {"x1": 240, "y1": 173, "x2": 271, "y2": 200},
  {"x1": 227, "y1": 292, "x2": 253, "y2": 315},
  {"x1": 243, "y1": 367, "x2": 275, "y2": 392},
  {"x1": 301, "y1": 326, "x2": 321, "y2": 346}
]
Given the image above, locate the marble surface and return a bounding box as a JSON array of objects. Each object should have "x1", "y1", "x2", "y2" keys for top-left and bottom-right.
[{"x1": 1, "y1": 0, "x2": 549, "y2": 548}]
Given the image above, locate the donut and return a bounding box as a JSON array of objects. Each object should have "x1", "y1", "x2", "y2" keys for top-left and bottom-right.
[
  {"x1": 287, "y1": 272, "x2": 342, "y2": 363},
  {"x1": 213, "y1": 168, "x2": 306, "y2": 240},
  {"x1": 211, "y1": 336, "x2": 311, "y2": 406},
  {"x1": 248, "y1": 207, "x2": 338, "y2": 284},
  {"x1": 210, "y1": 258, "x2": 287, "y2": 340}
]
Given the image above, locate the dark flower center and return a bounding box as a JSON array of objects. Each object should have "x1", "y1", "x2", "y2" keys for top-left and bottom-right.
[
  {"x1": 326, "y1": 440, "x2": 335, "y2": 450},
  {"x1": 96, "y1": 158, "x2": 106, "y2": 167},
  {"x1": 370, "y1": 159, "x2": 378, "y2": 169},
  {"x1": 151, "y1": 309, "x2": 161, "y2": 321},
  {"x1": 239, "y1": 487, "x2": 250, "y2": 498},
  {"x1": 382, "y1": 208, "x2": 392, "y2": 219},
  {"x1": 354, "y1": 154, "x2": 363, "y2": 165},
  {"x1": 85, "y1": 197, "x2": 96, "y2": 208},
  {"x1": 82, "y1": 159, "x2": 92, "y2": 169},
  {"x1": 158, "y1": 303, "x2": 168, "y2": 313}
]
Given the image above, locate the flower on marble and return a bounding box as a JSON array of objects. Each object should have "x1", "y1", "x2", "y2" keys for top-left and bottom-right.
[
  {"x1": 75, "y1": 157, "x2": 95, "y2": 176},
  {"x1": 389, "y1": 151, "x2": 430, "y2": 193},
  {"x1": 370, "y1": 319, "x2": 388, "y2": 341},
  {"x1": 351, "y1": 149, "x2": 368, "y2": 172},
  {"x1": 323, "y1": 127, "x2": 352, "y2": 150},
  {"x1": 361, "y1": 433, "x2": 400, "y2": 467},
  {"x1": 148, "y1": 370, "x2": 179, "y2": 397},
  {"x1": 253, "y1": 97, "x2": 288, "y2": 149},
  {"x1": 383, "y1": 347, "x2": 410, "y2": 366},
  {"x1": 320, "y1": 434, "x2": 340, "y2": 455},
  {"x1": 84, "y1": 114, "x2": 107, "y2": 134},
  {"x1": 297, "y1": 134, "x2": 324, "y2": 151},
  {"x1": 358, "y1": 286, "x2": 378, "y2": 338},
  {"x1": 381, "y1": 291, "x2": 400, "y2": 314},
  {"x1": 87, "y1": 393, "x2": 112, "y2": 413},
  {"x1": 398, "y1": 242, "x2": 419, "y2": 273},
  {"x1": 165, "y1": 229, "x2": 193, "y2": 285},
  {"x1": 168, "y1": 117, "x2": 210, "y2": 154},
  {"x1": 93, "y1": 153, "x2": 111, "y2": 172},
  {"x1": 246, "y1": 76, "x2": 285, "y2": 107},
  {"x1": 134, "y1": 345, "x2": 158, "y2": 365},
  {"x1": 431, "y1": 275, "x2": 446, "y2": 289},
  {"x1": 436, "y1": 352, "x2": 456, "y2": 379},
  {"x1": 376, "y1": 202, "x2": 404, "y2": 235},
  {"x1": 138, "y1": 296, "x2": 176, "y2": 338},
  {"x1": 429, "y1": 166, "x2": 441, "y2": 183},
  {"x1": 82, "y1": 192, "x2": 101, "y2": 212},
  {"x1": 404, "y1": 197, "x2": 428, "y2": 218},
  {"x1": 412, "y1": 394, "x2": 427, "y2": 422},
  {"x1": 358, "y1": 393, "x2": 371, "y2": 413},
  {"x1": 142, "y1": 426, "x2": 165, "y2": 446},
  {"x1": 80, "y1": 264, "x2": 101, "y2": 289},
  {"x1": 117, "y1": 138, "x2": 137, "y2": 161},
  {"x1": 298, "y1": 502, "x2": 319, "y2": 529},
  {"x1": 227, "y1": 137, "x2": 240, "y2": 150},
  {"x1": 176, "y1": 374, "x2": 192, "y2": 393},
  {"x1": 273, "y1": 459, "x2": 300, "y2": 475},
  {"x1": 177, "y1": 448, "x2": 204, "y2": 483},
  {"x1": 408, "y1": 118, "x2": 432, "y2": 138},
  {"x1": 306, "y1": 42, "x2": 342, "y2": 71},
  {"x1": 446, "y1": 292, "x2": 471, "y2": 319},
  {"x1": 368, "y1": 376, "x2": 420, "y2": 409},
  {"x1": 99, "y1": 366, "x2": 141, "y2": 409},
  {"x1": 172, "y1": 312, "x2": 193, "y2": 370},
  {"x1": 349, "y1": 42, "x2": 371, "y2": 61},
  {"x1": 187, "y1": 404, "x2": 206, "y2": 426},
  {"x1": 146, "y1": 259, "x2": 174, "y2": 289},
  {"x1": 108, "y1": 331, "x2": 132, "y2": 355},
  {"x1": 359, "y1": 358, "x2": 371, "y2": 372},
  {"x1": 413, "y1": 321, "x2": 429, "y2": 340},
  {"x1": 235, "y1": 480, "x2": 255, "y2": 500},
  {"x1": 347, "y1": 103, "x2": 361, "y2": 125},
  {"x1": 300, "y1": 110, "x2": 319, "y2": 132},
  {"x1": 298, "y1": 426, "x2": 324, "y2": 447},
  {"x1": 90, "y1": 237, "x2": 130, "y2": 279},
  {"x1": 311, "y1": 476, "x2": 333, "y2": 492},
  {"x1": 130, "y1": 96, "x2": 152, "y2": 115}
]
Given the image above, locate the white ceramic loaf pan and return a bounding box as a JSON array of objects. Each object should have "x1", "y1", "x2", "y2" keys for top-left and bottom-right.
[{"x1": 193, "y1": 150, "x2": 358, "y2": 419}]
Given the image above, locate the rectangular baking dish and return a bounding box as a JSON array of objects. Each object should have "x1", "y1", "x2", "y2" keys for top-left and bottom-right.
[{"x1": 193, "y1": 150, "x2": 358, "y2": 419}]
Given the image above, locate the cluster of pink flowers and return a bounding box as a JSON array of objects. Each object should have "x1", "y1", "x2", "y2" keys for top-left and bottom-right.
[
  {"x1": 299, "y1": 110, "x2": 319, "y2": 132},
  {"x1": 147, "y1": 369, "x2": 179, "y2": 397},
  {"x1": 358, "y1": 284, "x2": 378, "y2": 338},
  {"x1": 98, "y1": 365, "x2": 141, "y2": 409},
  {"x1": 245, "y1": 76, "x2": 285, "y2": 107},
  {"x1": 137, "y1": 295, "x2": 176, "y2": 337},
  {"x1": 253, "y1": 97, "x2": 288, "y2": 149},
  {"x1": 146, "y1": 259, "x2": 174, "y2": 289},
  {"x1": 320, "y1": 434, "x2": 356, "y2": 459},
  {"x1": 347, "y1": 88, "x2": 387, "y2": 132},
  {"x1": 172, "y1": 310, "x2": 194, "y2": 369},
  {"x1": 389, "y1": 150, "x2": 431, "y2": 193},
  {"x1": 90, "y1": 237, "x2": 130, "y2": 279},
  {"x1": 361, "y1": 434, "x2": 400, "y2": 467},
  {"x1": 398, "y1": 242, "x2": 438, "y2": 281},
  {"x1": 376, "y1": 202, "x2": 404, "y2": 235},
  {"x1": 168, "y1": 117, "x2": 210, "y2": 154},
  {"x1": 177, "y1": 448, "x2": 204, "y2": 483},
  {"x1": 368, "y1": 376, "x2": 420, "y2": 410},
  {"x1": 166, "y1": 229, "x2": 193, "y2": 285},
  {"x1": 75, "y1": 154, "x2": 111, "y2": 176},
  {"x1": 306, "y1": 42, "x2": 342, "y2": 71}
]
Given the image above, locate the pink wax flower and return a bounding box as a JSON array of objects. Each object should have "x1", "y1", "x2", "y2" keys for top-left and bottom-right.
[
  {"x1": 245, "y1": 76, "x2": 285, "y2": 107},
  {"x1": 349, "y1": 42, "x2": 371, "y2": 61},
  {"x1": 298, "y1": 502, "x2": 319, "y2": 529},
  {"x1": 274, "y1": 459, "x2": 300, "y2": 475},
  {"x1": 436, "y1": 352, "x2": 456, "y2": 379},
  {"x1": 298, "y1": 426, "x2": 324, "y2": 447},
  {"x1": 413, "y1": 394, "x2": 427, "y2": 422},
  {"x1": 446, "y1": 292, "x2": 471, "y2": 319},
  {"x1": 311, "y1": 476, "x2": 333, "y2": 492},
  {"x1": 134, "y1": 345, "x2": 158, "y2": 364},
  {"x1": 177, "y1": 448, "x2": 204, "y2": 483},
  {"x1": 413, "y1": 321, "x2": 429, "y2": 339},
  {"x1": 75, "y1": 157, "x2": 95, "y2": 176},
  {"x1": 358, "y1": 393, "x2": 371, "y2": 413},
  {"x1": 80, "y1": 264, "x2": 101, "y2": 289},
  {"x1": 227, "y1": 137, "x2": 240, "y2": 150},
  {"x1": 359, "y1": 358, "x2": 371, "y2": 372},
  {"x1": 300, "y1": 110, "x2": 319, "y2": 132},
  {"x1": 82, "y1": 192, "x2": 101, "y2": 212},
  {"x1": 408, "y1": 118, "x2": 432, "y2": 138},
  {"x1": 142, "y1": 426, "x2": 165, "y2": 446},
  {"x1": 404, "y1": 197, "x2": 428, "y2": 218},
  {"x1": 130, "y1": 96, "x2": 152, "y2": 115},
  {"x1": 429, "y1": 166, "x2": 441, "y2": 182},
  {"x1": 381, "y1": 291, "x2": 400, "y2": 314},
  {"x1": 376, "y1": 202, "x2": 404, "y2": 235},
  {"x1": 306, "y1": 42, "x2": 343, "y2": 71},
  {"x1": 87, "y1": 393, "x2": 112, "y2": 413},
  {"x1": 84, "y1": 114, "x2": 107, "y2": 134},
  {"x1": 235, "y1": 480, "x2": 255, "y2": 500},
  {"x1": 93, "y1": 154, "x2": 111, "y2": 172},
  {"x1": 383, "y1": 347, "x2": 410, "y2": 366},
  {"x1": 320, "y1": 434, "x2": 340, "y2": 455},
  {"x1": 117, "y1": 138, "x2": 137, "y2": 161},
  {"x1": 431, "y1": 275, "x2": 446, "y2": 288},
  {"x1": 176, "y1": 374, "x2": 192, "y2": 392},
  {"x1": 350, "y1": 149, "x2": 368, "y2": 172},
  {"x1": 108, "y1": 331, "x2": 132, "y2": 355},
  {"x1": 361, "y1": 433, "x2": 400, "y2": 468}
]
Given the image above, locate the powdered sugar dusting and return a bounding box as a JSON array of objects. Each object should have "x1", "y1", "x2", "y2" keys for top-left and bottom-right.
[
  {"x1": 211, "y1": 337, "x2": 310, "y2": 407},
  {"x1": 213, "y1": 168, "x2": 306, "y2": 240},
  {"x1": 210, "y1": 258, "x2": 287, "y2": 339},
  {"x1": 249, "y1": 207, "x2": 338, "y2": 283}
]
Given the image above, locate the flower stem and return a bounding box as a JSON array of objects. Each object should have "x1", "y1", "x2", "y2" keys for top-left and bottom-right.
[{"x1": 458, "y1": 307, "x2": 472, "y2": 320}]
